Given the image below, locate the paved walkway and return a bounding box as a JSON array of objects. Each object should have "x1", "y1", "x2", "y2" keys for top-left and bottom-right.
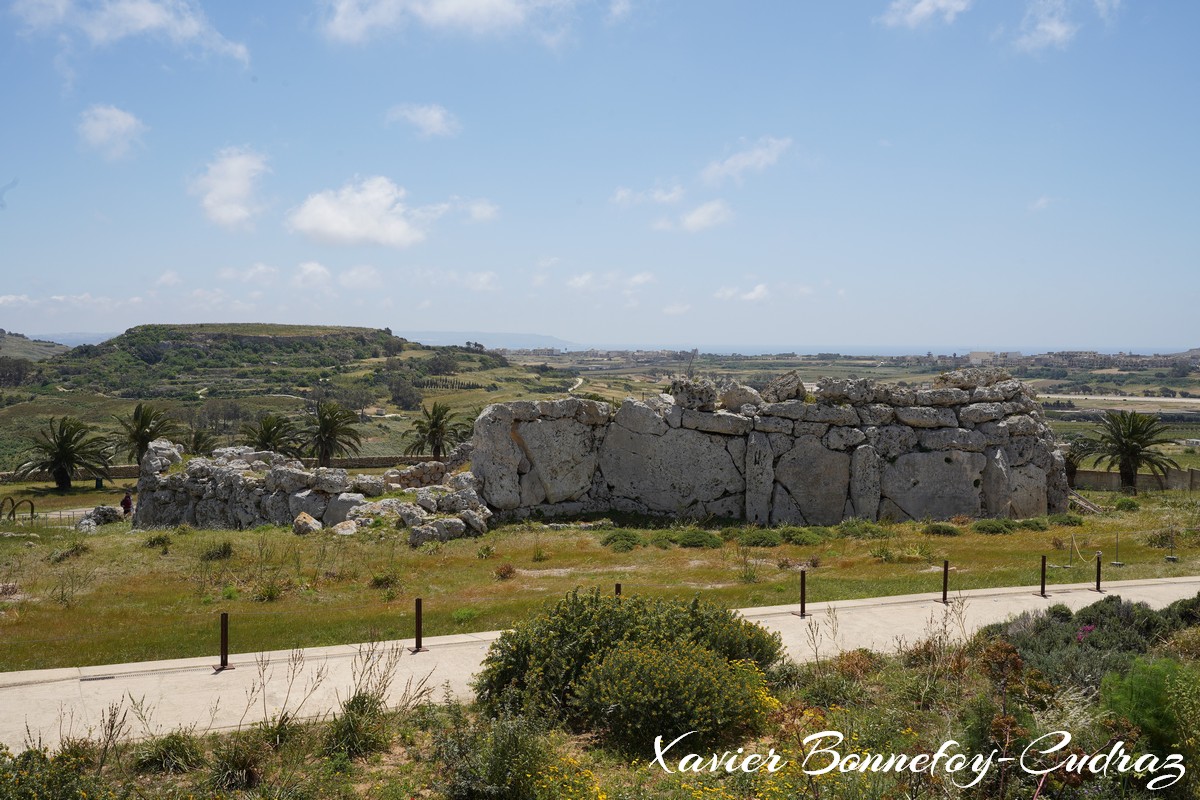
[{"x1": 3, "y1": 576, "x2": 1199, "y2": 751}]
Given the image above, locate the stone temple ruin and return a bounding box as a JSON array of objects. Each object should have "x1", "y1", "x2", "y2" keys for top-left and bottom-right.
[
  {"x1": 122, "y1": 369, "x2": 1067, "y2": 543},
  {"x1": 472, "y1": 369, "x2": 1069, "y2": 525}
]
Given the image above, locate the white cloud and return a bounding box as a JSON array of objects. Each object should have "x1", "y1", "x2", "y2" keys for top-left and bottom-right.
[
  {"x1": 607, "y1": 0, "x2": 630, "y2": 22},
  {"x1": 0, "y1": 294, "x2": 34, "y2": 307},
  {"x1": 879, "y1": 0, "x2": 972, "y2": 28},
  {"x1": 460, "y1": 271, "x2": 498, "y2": 291},
  {"x1": 189, "y1": 287, "x2": 254, "y2": 312},
  {"x1": 386, "y1": 102, "x2": 461, "y2": 137},
  {"x1": 1028, "y1": 195, "x2": 1055, "y2": 212},
  {"x1": 218, "y1": 262, "x2": 279, "y2": 283},
  {"x1": 701, "y1": 137, "x2": 791, "y2": 185},
  {"x1": 292, "y1": 261, "x2": 332, "y2": 288},
  {"x1": 321, "y1": 0, "x2": 571, "y2": 43},
  {"x1": 1093, "y1": 0, "x2": 1120, "y2": 23},
  {"x1": 566, "y1": 272, "x2": 595, "y2": 290},
  {"x1": 14, "y1": 0, "x2": 248, "y2": 62},
  {"x1": 715, "y1": 284, "x2": 769, "y2": 302},
  {"x1": 679, "y1": 200, "x2": 732, "y2": 233},
  {"x1": 536, "y1": 256, "x2": 560, "y2": 269},
  {"x1": 287, "y1": 176, "x2": 444, "y2": 248},
  {"x1": 339, "y1": 265, "x2": 381, "y2": 288},
  {"x1": 190, "y1": 146, "x2": 269, "y2": 230},
  {"x1": 627, "y1": 272, "x2": 654, "y2": 287},
  {"x1": 464, "y1": 199, "x2": 499, "y2": 221},
  {"x1": 155, "y1": 270, "x2": 181, "y2": 286},
  {"x1": 662, "y1": 302, "x2": 689, "y2": 316},
  {"x1": 611, "y1": 183, "x2": 684, "y2": 206},
  {"x1": 1016, "y1": 0, "x2": 1077, "y2": 51},
  {"x1": 77, "y1": 104, "x2": 146, "y2": 160}
]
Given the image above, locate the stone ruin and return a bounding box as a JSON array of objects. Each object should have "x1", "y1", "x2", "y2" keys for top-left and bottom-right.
[
  {"x1": 132, "y1": 440, "x2": 489, "y2": 544},
  {"x1": 472, "y1": 369, "x2": 1069, "y2": 525}
]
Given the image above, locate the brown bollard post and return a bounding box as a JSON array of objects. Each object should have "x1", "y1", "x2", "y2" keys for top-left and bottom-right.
[
  {"x1": 790, "y1": 568, "x2": 807, "y2": 618},
  {"x1": 942, "y1": 560, "x2": 949, "y2": 605},
  {"x1": 615, "y1": 582, "x2": 621, "y2": 597},
  {"x1": 213, "y1": 612, "x2": 234, "y2": 673},
  {"x1": 408, "y1": 598, "x2": 428, "y2": 654},
  {"x1": 1095, "y1": 553, "x2": 1102, "y2": 593},
  {"x1": 1040, "y1": 555, "x2": 1047, "y2": 598}
]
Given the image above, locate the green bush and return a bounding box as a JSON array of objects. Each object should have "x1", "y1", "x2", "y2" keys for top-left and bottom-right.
[
  {"x1": 132, "y1": 729, "x2": 206, "y2": 773},
  {"x1": 0, "y1": 746, "x2": 124, "y2": 799},
  {"x1": 836, "y1": 519, "x2": 891, "y2": 539},
  {"x1": 600, "y1": 530, "x2": 642, "y2": 553},
  {"x1": 474, "y1": 589, "x2": 783, "y2": 727},
  {"x1": 1048, "y1": 513, "x2": 1084, "y2": 527},
  {"x1": 324, "y1": 691, "x2": 390, "y2": 759},
  {"x1": 780, "y1": 526, "x2": 828, "y2": 545},
  {"x1": 738, "y1": 529, "x2": 783, "y2": 547},
  {"x1": 677, "y1": 529, "x2": 723, "y2": 549},
  {"x1": 210, "y1": 731, "x2": 265, "y2": 790},
  {"x1": 432, "y1": 701, "x2": 551, "y2": 800},
  {"x1": 1102, "y1": 656, "x2": 1198, "y2": 756},
  {"x1": 1114, "y1": 498, "x2": 1140, "y2": 512},
  {"x1": 143, "y1": 533, "x2": 172, "y2": 549},
  {"x1": 574, "y1": 640, "x2": 775, "y2": 755},
  {"x1": 1016, "y1": 517, "x2": 1049, "y2": 531},
  {"x1": 199, "y1": 540, "x2": 234, "y2": 561},
  {"x1": 921, "y1": 522, "x2": 960, "y2": 536},
  {"x1": 649, "y1": 532, "x2": 675, "y2": 549},
  {"x1": 972, "y1": 518, "x2": 1016, "y2": 534}
]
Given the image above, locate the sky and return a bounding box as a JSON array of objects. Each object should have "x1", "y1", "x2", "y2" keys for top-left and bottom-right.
[{"x1": 0, "y1": 0, "x2": 1197, "y2": 354}]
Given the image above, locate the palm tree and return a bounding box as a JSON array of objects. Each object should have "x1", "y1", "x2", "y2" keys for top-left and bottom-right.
[
  {"x1": 16, "y1": 417, "x2": 112, "y2": 491},
  {"x1": 303, "y1": 401, "x2": 363, "y2": 467},
  {"x1": 1087, "y1": 410, "x2": 1180, "y2": 494},
  {"x1": 183, "y1": 425, "x2": 220, "y2": 456},
  {"x1": 402, "y1": 402, "x2": 471, "y2": 460},
  {"x1": 111, "y1": 402, "x2": 182, "y2": 466},
  {"x1": 1060, "y1": 434, "x2": 1096, "y2": 489},
  {"x1": 239, "y1": 413, "x2": 304, "y2": 457}
]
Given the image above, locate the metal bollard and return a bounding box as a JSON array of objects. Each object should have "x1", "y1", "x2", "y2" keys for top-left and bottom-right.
[
  {"x1": 791, "y1": 568, "x2": 807, "y2": 618},
  {"x1": 1095, "y1": 553, "x2": 1102, "y2": 593},
  {"x1": 615, "y1": 582, "x2": 621, "y2": 597},
  {"x1": 213, "y1": 612, "x2": 234, "y2": 673},
  {"x1": 408, "y1": 598, "x2": 428, "y2": 654},
  {"x1": 1040, "y1": 555, "x2": 1047, "y2": 598},
  {"x1": 942, "y1": 560, "x2": 949, "y2": 605}
]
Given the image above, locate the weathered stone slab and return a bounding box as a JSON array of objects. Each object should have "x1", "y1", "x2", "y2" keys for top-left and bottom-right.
[
  {"x1": 1008, "y1": 463, "x2": 1048, "y2": 519},
  {"x1": 598, "y1": 426, "x2": 743, "y2": 513},
  {"x1": 774, "y1": 436, "x2": 850, "y2": 526},
  {"x1": 614, "y1": 399, "x2": 668, "y2": 436},
  {"x1": 823, "y1": 426, "x2": 867, "y2": 451},
  {"x1": 881, "y1": 451, "x2": 986, "y2": 520},
  {"x1": 958, "y1": 403, "x2": 1006, "y2": 425},
  {"x1": 894, "y1": 406, "x2": 959, "y2": 428},
  {"x1": 514, "y1": 417, "x2": 603, "y2": 504},
  {"x1": 850, "y1": 445, "x2": 881, "y2": 521},
  {"x1": 681, "y1": 409, "x2": 753, "y2": 436},
  {"x1": 915, "y1": 388, "x2": 970, "y2": 407},
  {"x1": 918, "y1": 428, "x2": 986, "y2": 452},
  {"x1": 745, "y1": 432, "x2": 773, "y2": 525}
]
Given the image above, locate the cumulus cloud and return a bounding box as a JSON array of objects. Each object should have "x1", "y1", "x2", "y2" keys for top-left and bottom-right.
[
  {"x1": 155, "y1": 270, "x2": 181, "y2": 287},
  {"x1": 190, "y1": 146, "x2": 269, "y2": 229},
  {"x1": 13, "y1": 0, "x2": 248, "y2": 62},
  {"x1": 321, "y1": 0, "x2": 571, "y2": 43},
  {"x1": 878, "y1": 0, "x2": 972, "y2": 28},
  {"x1": 611, "y1": 183, "x2": 684, "y2": 206},
  {"x1": 77, "y1": 104, "x2": 146, "y2": 160},
  {"x1": 287, "y1": 176, "x2": 444, "y2": 248},
  {"x1": 607, "y1": 0, "x2": 631, "y2": 22},
  {"x1": 0, "y1": 294, "x2": 34, "y2": 307},
  {"x1": 1016, "y1": 0, "x2": 1077, "y2": 51},
  {"x1": 464, "y1": 199, "x2": 499, "y2": 221},
  {"x1": 701, "y1": 136, "x2": 791, "y2": 185},
  {"x1": 1028, "y1": 195, "x2": 1055, "y2": 212},
  {"x1": 715, "y1": 284, "x2": 769, "y2": 302},
  {"x1": 680, "y1": 200, "x2": 733, "y2": 232},
  {"x1": 218, "y1": 263, "x2": 279, "y2": 284},
  {"x1": 292, "y1": 261, "x2": 332, "y2": 288},
  {"x1": 386, "y1": 102, "x2": 461, "y2": 137}
]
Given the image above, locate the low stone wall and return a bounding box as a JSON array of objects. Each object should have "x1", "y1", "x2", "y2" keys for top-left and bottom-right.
[
  {"x1": 472, "y1": 370, "x2": 1069, "y2": 524},
  {"x1": 1073, "y1": 467, "x2": 1200, "y2": 492}
]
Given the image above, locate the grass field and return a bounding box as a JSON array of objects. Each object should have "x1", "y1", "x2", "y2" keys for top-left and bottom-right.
[{"x1": 2, "y1": 490, "x2": 1197, "y2": 672}]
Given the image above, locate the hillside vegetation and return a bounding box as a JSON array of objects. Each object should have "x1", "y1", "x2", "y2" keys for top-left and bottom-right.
[{"x1": 0, "y1": 329, "x2": 67, "y2": 361}]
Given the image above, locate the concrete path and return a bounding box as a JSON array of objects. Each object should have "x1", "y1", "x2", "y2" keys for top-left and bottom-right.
[{"x1": 3, "y1": 576, "x2": 1199, "y2": 752}]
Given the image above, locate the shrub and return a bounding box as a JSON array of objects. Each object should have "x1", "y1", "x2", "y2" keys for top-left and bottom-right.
[
  {"x1": 677, "y1": 529, "x2": 723, "y2": 549},
  {"x1": 432, "y1": 701, "x2": 551, "y2": 800},
  {"x1": 370, "y1": 571, "x2": 400, "y2": 589},
  {"x1": 649, "y1": 532, "x2": 675, "y2": 549},
  {"x1": 474, "y1": 590, "x2": 783, "y2": 727},
  {"x1": 493, "y1": 563, "x2": 516, "y2": 581},
  {"x1": 0, "y1": 746, "x2": 122, "y2": 799},
  {"x1": 836, "y1": 519, "x2": 891, "y2": 539},
  {"x1": 1016, "y1": 517, "x2": 1049, "y2": 531},
  {"x1": 922, "y1": 522, "x2": 960, "y2": 536},
  {"x1": 253, "y1": 578, "x2": 284, "y2": 602},
  {"x1": 453, "y1": 608, "x2": 479, "y2": 625},
  {"x1": 780, "y1": 527, "x2": 826, "y2": 546},
  {"x1": 1102, "y1": 656, "x2": 1198, "y2": 756},
  {"x1": 48, "y1": 541, "x2": 90, "y2": 563},
  {"x1": 1115, "y1": 497, "x2": 1140, "y2": 512},
  {"x1": 574, "y1": 640, "x2": 776, "y2": 754},
  {"x1": 738, "y1": 529, "x2": 782, "y2": 547},
  {"x1": 476, "y1": 544, "x2": 495, "y2": 560},
  {"x1": 324, "y1": 691, "x2": 390, "y2": 759},
  {"x1": 1048, "y1": 513, "x2": 1084, "y2": 527},
  {"x1": 972, "y1": 518, "x2": 1016, "y2": 535},
  {"x1": 200, "y1": 540, "x2": 234, "y2": 561},
  {"x1": 133, "y1": 729, "x2": 206, "y2": 773},
  {"x1": 210, "y1": 731, "x2": 265, "y2": 790},
  {"x1": 143, "y1": 533, "x2": 172, "y2": 548}
]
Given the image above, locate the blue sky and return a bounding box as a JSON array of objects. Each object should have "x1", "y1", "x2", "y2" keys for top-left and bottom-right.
[{"x1": 1, "y1": 0, "x2": 1197, "y2": 353}]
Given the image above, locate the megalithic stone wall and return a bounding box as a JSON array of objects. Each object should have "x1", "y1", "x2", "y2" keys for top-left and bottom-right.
[{"x1": 471, "y1": 369, "x2": 1070, "y2": 524}]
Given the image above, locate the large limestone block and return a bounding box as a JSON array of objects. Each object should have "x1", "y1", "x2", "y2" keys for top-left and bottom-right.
[
  {"x1": 894, "y1": 406, "x2": 959, "y2": 429},
  {"x1": 312, "y1": 468, "x2": 350, "y2": 494},
  {"x1": 720, "y1": 383, "x2": 763, "y2": 410},
  {"x1": 881, "y1": 450, "x2": 986, "y2": 520},
  {"x1": 761, "y1": 370, "x2": 805, "y2": 403},
  {"x1": 806, "y1": 404, "x2": 860, "y2": 426},
  {"x1": 288, "y1": 489, "x2": 329, "y2": 521},
  {"x1": 981, "y1": 447, "x2": 1012, "y2": 518},
  {"x1": 514, "y1": 417, "x2": 602, "y2": 504},
  {"x1": 958, "y1": 403, "x2": 1006, "y2": 425},
  {"x1": 865, "y1": 425, "x2": 918, "y2": 460},
  {"x1": 770, "y1": 483, "x2": 806, "y2": 525},
  {"x1": 857, "y1": 404, "x2": 895, "y2": 427},
  {"x1": 325, "y1": 492, "x2": 366, "y2": 525},
  {"x1": 823, "y1": 427, "x2": 867, "y2": 451},
  {"x1": 669, "y1": 377, "x2": 718, "y2": 411},
  {"x1": 614, "y1": 399, "x2": 669, "y2": 436},
  {"x1": 1003, "y1": 415, "x2": 1040, "y2": 436},
  {"x1": 265, "y1": 465, "x2": 312, "y2": 494},
  {"x1": 815, "y1": 377, "x2": 875, "y2": 404},
  {"x1": 753, "y1": 415, "x2": 792, "y2": 433},
  {"x1": 850, "y1": 445, "x2": 881, "y2": 521},
  {"x1": 915, "y1": 388, "x2": 970, "y2": 406},
  {"x1": 917, "y1": 428, "x2": 986, "y2": 452},
  {"x1": 971, "y1": 380, "x2": 1023, "y2": 402},
  {"x1": 599, "y1": 426, "x2": 743, "y2": 513},
  {"x1": 745, "y1": 432, "x2": 774, "y2": 525},
  {"x1": 773, "y1": 436, "x2": 850, "y2": 526},
  {"x1": 472, "y1": 405, "x2": 523, "y2": 510},
  {"x1": 759, "y1": 400, "x2": 808, "y2": 420},
  {"x1": 681, "y1": 409, "x2": 753, "y2": 436},
  {"x1": 1008, "y1": 464, "x2": 1048, "y2": 519},
  {"x1": 293, "y1": 512, "x2": 322, "y2": 535}
]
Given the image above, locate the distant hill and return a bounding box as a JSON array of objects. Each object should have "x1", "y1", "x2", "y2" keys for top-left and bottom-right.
[
  {"x1": 0, "y1": 329, "x2": 69, "y2": 361},
  {"x1": 27, "y1": 331, "x2": 120, "y2": 347},
  {"x1": 38, "y1": 323, "x2": 411, "y2": 399},
  {"x1": 394, "y1": 330, "x2": 579, "y2": 350}
]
